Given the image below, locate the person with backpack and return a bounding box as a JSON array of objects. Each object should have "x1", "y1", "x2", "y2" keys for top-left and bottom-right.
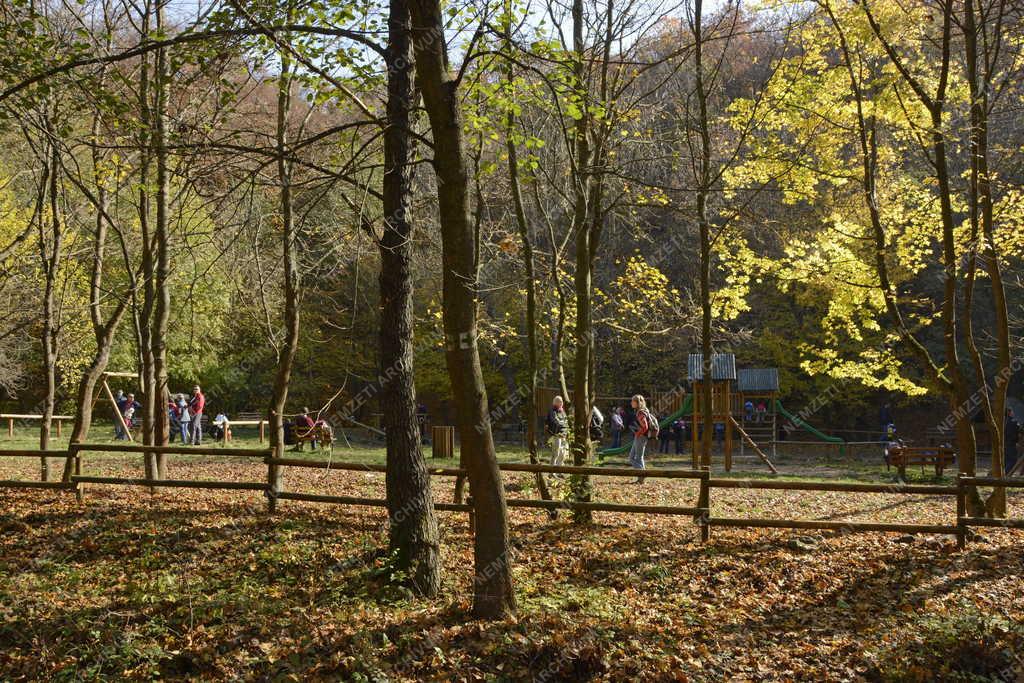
[
  {"x1": 546, "y1": 396, "x2": 569, "y2": 473},
  {"x1": 610, "y1": 407, "x2": 625, "y2": 449},
  {"x1": 629, "y1": 394, "x2": 657, "y2": 484}
]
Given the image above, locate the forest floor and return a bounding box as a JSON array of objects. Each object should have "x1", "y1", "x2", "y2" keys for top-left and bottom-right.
[{"x1": 2, "y1": 429, "x2": 1023, "y2": 681}]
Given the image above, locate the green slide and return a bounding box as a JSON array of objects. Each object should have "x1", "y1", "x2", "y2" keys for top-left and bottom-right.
[
  {"x1": 598, "y1": 394, "x2": 693, "y2": 456},
  {"x1": 774, "y1": 399, "x2": 845, "y2": 453}
]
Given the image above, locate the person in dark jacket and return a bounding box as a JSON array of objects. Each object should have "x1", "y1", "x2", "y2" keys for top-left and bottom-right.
[
  {"x1": 546, "y1": 396, "x2": 569, "y2": 470},
  {"x1": 672, "y1": 418, "x2": 686, "y2": 454},
  {"x1": 1005, "y1": 409, "x2": 1020, "y2": 475}
]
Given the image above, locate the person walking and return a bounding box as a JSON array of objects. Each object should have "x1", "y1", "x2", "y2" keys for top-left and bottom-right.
[
  {"x1": 546, "y1": 396, "x2": 568, "y2": 473},
  {"x1": 610, "y1": 407, "x2": 624, "y2": 449},
  {"x1": 189, "y1": 385, "x2": 205, "y2": 445},
  {"x1": 629, "y1": 394, "x2": 653, "y2": 484}
]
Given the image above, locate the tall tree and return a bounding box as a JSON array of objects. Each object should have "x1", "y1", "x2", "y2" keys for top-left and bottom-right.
[
  {"x1": 378, "y1": 0, "x2": 441, "y2": 595},
  {"x1": 407, "y1": 0, "x2": 516, "y2": 617},
  {"x1": 266, "y1": 33, "x2": 301, "y2": 512}
]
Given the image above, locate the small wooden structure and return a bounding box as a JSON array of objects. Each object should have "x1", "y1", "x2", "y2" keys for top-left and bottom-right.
[
  {"x1": 432, "y1": 426, "x2": 455, "y2": 459},
  {"x1": 737, "y1": 368, "x2": 780, "y2": 458},
  {"x1": 886, "y1": 446, "x2": 956, "y2": 481},
  {"x1": 689, "y1": 353, "x2": 737, "y2": 471}
]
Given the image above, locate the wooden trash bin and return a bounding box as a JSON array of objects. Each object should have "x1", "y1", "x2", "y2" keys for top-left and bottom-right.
[{"x1": 432, "y1": 426, "x2": 455, "y2": 459}]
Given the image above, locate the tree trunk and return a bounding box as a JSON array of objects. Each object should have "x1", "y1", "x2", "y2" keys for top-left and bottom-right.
[
  {"x1": 137, "y1": 5, "x2": 158, "y2": 480},
  {"x1": 962, "y1": 0, "x2": 1011, "y2": 517},
  {"x1": 568, "y1": 0, "x2": 594, "y2": 522},
  {"x1": 408, "y1": 0, "x2": 515, "y2": 618},
  {"x1": 693, "y1": 0, "x2": 714, "y2": 469},
  {"x1": 151, "y1": 17, "x2": 172, "y2": 476},
  {"x1": 38, "y1": 127, "x2": 62, "y2": 480},
  {"x1": 64, "y1": 86, "x2": 130, "y2": 471},
  {"x1": 380, "y1": 0, "x2": 441, "y2": 596},
  {"x1": 266, "y1": 49, "x2": 300, "y2": 512}
]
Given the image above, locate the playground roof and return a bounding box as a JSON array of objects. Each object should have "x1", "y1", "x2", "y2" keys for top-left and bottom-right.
[
  {"x1": 688, "y1": 354, "x2": 737, "y2": 381},
  {"x1": 738, "y1": 368, "x2": 780, "y2": 393}
]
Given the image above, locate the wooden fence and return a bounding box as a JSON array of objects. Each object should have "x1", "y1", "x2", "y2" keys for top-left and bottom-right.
[
  {"x1": 1, "y1": 414, "x2": 74, "y2": 439},
  {"x1": 1, "y1": 446, "x2": 1022, "y2": 548}
]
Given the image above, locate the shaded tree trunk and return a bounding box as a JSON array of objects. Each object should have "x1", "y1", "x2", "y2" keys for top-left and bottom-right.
[
  {"x1": 569, "y1": 0, "x2": 593, "y2": 522},
  {"x1": 380, "y1": 0, "x2": 441, "y2": 596}
]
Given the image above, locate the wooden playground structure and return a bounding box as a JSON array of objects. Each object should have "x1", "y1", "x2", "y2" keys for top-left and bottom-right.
[{"x1": 689, "y1": 355, "x2": 779, "y2": 473}]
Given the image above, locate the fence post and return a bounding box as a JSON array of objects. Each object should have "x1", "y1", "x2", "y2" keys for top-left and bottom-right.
[
  {"x1": 7, "y1": 417, "x2": 12, "y2": 438},
  {"x1": 71, "y1": 445, "x2": 84, "y2": 503},
  {"x1": 259, "y1": 420, "x2": 265, "y2": 443},
  {"x1": 266, "y1": 449, "x2": 280, "y2": 513},
  {"x1": 698, "y1": 467, "x2": 710, "y2": 543},
  {"x1": 955, "y1": 474, "x2": 966, "y2": 550},
  {"x1": 466, "y1": 496, "x2": 476, "y2": 534}
]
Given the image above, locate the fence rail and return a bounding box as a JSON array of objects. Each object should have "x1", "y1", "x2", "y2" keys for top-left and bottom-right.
[
  {"x1": 1, "y1": 446, "x2": 1022, "y2": 548},
  {"x1": 1, "y1": 413, "x2": 74, "y2": 439}
]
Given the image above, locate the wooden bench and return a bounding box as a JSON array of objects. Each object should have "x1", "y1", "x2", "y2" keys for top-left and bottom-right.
[
  {"x1": 886, "y1": 446, "x2": 955, "y2": 480},
  {"x1": 292, "y1": 423, "x2": 334, "y2": 453}
]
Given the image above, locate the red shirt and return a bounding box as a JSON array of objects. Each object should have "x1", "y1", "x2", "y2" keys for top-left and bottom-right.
[
  {"x1": 190, "y1": 392, "x2": 205, "y2": 415},
  {"x1": 298, "y1": 415, "x2": 315, "y2": 429}
]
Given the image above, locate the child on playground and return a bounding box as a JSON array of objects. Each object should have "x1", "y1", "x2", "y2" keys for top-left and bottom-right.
[{"x1": 546, "y1": 396, "x2": 568, "y2": 474}]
